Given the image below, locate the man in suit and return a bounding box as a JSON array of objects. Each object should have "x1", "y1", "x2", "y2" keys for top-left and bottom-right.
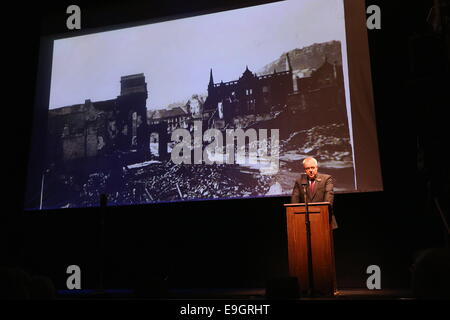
[{"x1": 291, "y1": 157, "x2": 338, "y2": 229}]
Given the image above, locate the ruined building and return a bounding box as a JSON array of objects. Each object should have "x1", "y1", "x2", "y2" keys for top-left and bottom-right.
[
  {"x1": 203, "y1": 54, "x2": 295, "y2": 128},
  {"x1": 289, "y1": 57, "x2": 347, "y2": 125},
  {"x1": 203, "y1": 53, "x2": 347, "y2": 128},
  {"x1": 148, "y1": 106, "x2": 190, "y2": 135},
  {"x1": 47, "y1": 74, "x2": 153, "y2": 172}
]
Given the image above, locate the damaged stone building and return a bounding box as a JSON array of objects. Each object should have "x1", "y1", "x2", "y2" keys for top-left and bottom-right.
[
  {"x1": 203, "y1": 53, "x2": 347, "y2": 128},
  {"x1": 47, "y1": 74, "x2": 153, "y2": 172},
  {"x1": 203, "y1": 54, "x2": 296, "y2": 128},
  {"x1": 289, "y1": 57, "x2": 347, "y2": 125},
  {"x1": 148, "y1": 106, "x2": 190, "y2": 135}
]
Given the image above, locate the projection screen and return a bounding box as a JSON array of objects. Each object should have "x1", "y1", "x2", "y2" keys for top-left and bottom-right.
[{"x1": 25, "y1": 0, "x2": 383, "y2": 210}]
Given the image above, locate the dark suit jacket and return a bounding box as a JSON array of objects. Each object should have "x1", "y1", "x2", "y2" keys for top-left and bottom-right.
[{"x1": 291, "y1": 173, "x2": 338, "y2": 229}]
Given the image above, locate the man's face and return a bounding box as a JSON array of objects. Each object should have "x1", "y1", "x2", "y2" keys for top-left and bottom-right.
[{"x1": 303, "y1": 160, "x2": 318, "y2": 179}]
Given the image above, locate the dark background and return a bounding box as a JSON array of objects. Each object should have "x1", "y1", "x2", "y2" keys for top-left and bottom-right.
[{"x1": 2, "y1": 0, "x2": 449, "y2": 292}]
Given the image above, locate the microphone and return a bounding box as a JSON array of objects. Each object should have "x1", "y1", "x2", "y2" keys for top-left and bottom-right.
[{"x1": 300, "y1": 173, "x2": 308, "y2": 186}]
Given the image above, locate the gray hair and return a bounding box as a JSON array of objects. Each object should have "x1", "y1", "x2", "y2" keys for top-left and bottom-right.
[{"x1": 303, "y1": 157, "x2": 318, "y2": 167}]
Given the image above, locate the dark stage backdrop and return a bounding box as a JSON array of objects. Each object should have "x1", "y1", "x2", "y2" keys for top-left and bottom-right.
[{"x1": 24, "y1": 0, "x2": 382, "y2": 211}]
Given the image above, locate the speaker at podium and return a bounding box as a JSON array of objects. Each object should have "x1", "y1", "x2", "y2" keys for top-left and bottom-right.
[{"x1": 284, "y1": 202, "x2": 337, "y2": 296}]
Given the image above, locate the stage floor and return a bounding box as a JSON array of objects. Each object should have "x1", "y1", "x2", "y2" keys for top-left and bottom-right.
[
  {"x1": 57, "y1": 287, "x2": 414, "y2": 300},
  {"x1": 168, "y1": 288, "x2": 414, "y2": 300}
]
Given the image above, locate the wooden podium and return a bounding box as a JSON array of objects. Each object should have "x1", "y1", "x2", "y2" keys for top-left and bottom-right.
[{"x1": 284, "y1": 202, "x2": 336, "y2": 296}]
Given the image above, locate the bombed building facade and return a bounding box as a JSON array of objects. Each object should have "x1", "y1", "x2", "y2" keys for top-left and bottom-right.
[
  {"x1": 148, "y1": 106, "x2": 190, "y2": 134},
  {"x1": 291, "y1": 56, "x2": 347, "y2": 125},
  {"x1": 203, "y1": 54, "x2": 295, "y2": 128},
  {"x1": 202, "y1": 53, "x2": 346, "y2": 128},
  {"x1": 47, "y1": 74, "x2": 153, "y2": 172}
]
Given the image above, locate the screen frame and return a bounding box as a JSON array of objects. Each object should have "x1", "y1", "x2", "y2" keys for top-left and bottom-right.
[{"x1": 24, "y1": 0, "x2": 383, "y2": 212}]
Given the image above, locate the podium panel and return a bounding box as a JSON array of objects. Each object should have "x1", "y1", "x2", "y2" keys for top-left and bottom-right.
[{"x1": 284, "y1": 202, "x2": 336, "y2": 296}]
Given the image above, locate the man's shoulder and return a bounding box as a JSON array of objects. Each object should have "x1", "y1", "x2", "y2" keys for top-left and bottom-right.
[{"x1": 318, "y1": 173, "x2": 332, "y2": 181}]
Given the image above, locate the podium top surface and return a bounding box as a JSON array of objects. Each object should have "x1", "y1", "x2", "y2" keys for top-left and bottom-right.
[{"x1": 284, "y1": 202, "x2": 330, "y2": 207}]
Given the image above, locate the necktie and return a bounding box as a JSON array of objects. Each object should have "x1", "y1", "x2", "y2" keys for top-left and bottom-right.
[{"x1": 310, "y1": 180, "x2": 315, "y2": 194}]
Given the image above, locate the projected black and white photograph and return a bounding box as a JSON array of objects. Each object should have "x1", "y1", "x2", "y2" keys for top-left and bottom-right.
[{"x1": 33, "y1": 0, "x2": 354, "y2": 209}]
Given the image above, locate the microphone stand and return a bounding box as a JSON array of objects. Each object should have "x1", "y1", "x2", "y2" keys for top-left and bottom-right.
[{"x1": 302, "y1": 183, "x2": 314, "y2": 297}]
